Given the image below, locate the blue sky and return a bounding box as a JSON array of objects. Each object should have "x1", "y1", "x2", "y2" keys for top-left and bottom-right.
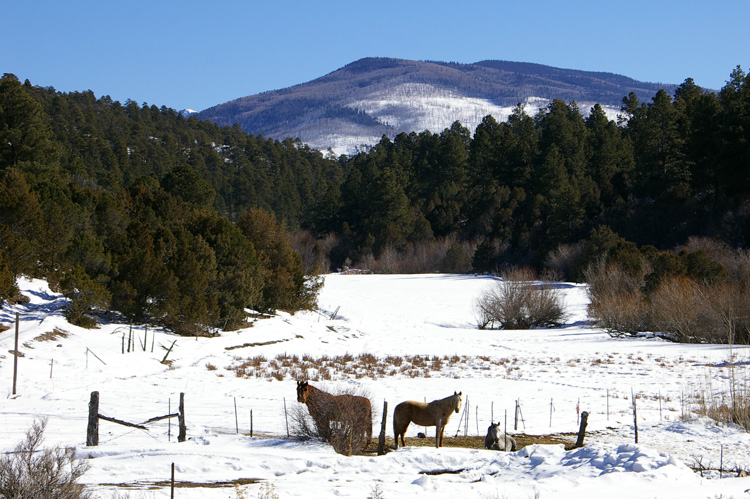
[{"x1": 3, "y1": 0, "x2": 748, "y2": 112}]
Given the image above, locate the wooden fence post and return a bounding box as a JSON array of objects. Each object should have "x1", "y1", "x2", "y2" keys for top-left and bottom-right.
[
  {"x1": 574, "y1": 411, "x2": 589, "y2": 448},
  {"x1": 632, "y1": 389, "x2": 638, "y2": 444},
  {"x1": 161, "y1": 340, "x2": 176, "y2": 364},
  {"x1": 12, "y1": 313, "x2": 19, "y2": 396},
  {"x1": 284, "y1": 398, "x2": 289, "y2": 437},
  {"x1": 378, "y1": 400, "x2": 388, "y2": 455},
  {"x1": 87, "y1": 391, "x2": 99, "y2": 446},
  {"x1": 178, "y1": 392, "x2": 186, "y2": 442}
]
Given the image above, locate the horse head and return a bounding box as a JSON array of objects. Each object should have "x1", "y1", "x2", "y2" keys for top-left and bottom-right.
[
  {"x1": 453, "y1": 391, "x2": 463, "y2": 413},
  {"x1": 487, "y1": 422, "x2": 500, "y2": 438},
  {"x1": 297, "y1": 380, "x2": 310, "y2": 403}
]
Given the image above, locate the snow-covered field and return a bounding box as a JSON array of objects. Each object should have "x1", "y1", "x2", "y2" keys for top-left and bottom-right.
[{"x1": 2, "y1": 273, "x2": 750, "y2": 498}]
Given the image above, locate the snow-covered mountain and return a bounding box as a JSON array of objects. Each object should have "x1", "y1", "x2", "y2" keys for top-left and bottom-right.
[{"x1": 198, "y1": 58, "x2": 678, "y2": 156}]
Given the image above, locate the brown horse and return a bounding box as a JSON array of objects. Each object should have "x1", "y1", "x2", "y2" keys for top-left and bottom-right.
[
  {"x1": 296, "y1": 381, "x2": 372, "y2": 452},
  {"x1": 393, "y1": 391, "x2": 462, "y2": 449}
]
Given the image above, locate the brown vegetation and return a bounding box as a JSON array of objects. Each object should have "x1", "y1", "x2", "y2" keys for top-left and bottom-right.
[{"x1": 474, "y1": 267, "x2": 567, "y2": 329}]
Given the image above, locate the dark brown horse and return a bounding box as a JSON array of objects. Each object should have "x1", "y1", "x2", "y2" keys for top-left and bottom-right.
[
  {"x1": 393, "y1": 391, "x2": 462, "y2": 449},
  {"x1": 296, "y1": 381, "x2": 372, "y2": 451}
]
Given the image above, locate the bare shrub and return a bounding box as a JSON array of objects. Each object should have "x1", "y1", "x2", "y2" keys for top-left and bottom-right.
[
  {"x1": 0, "y1": 418, "x2": 91, "y2": 499},
  {"x1": 289, "y1": 404, "x2": 319, "y2": 440},
  {"x1": 290, "y1": 229, "x2": 330, "y2": 273},
  {"x1": 371, "y1": 244, "x2": 400, "y2": 273},
  {"x1": 474, "y1": 267, "x2": 567, "y2": 329},
  {"x1": 398, "y1": 240, "x2": 440, "y2": 274},
  {"x1": 648, "y1": 276, "x2": 705, "y2": 342},
  {"x1": 585, "y1": 261, "x2": 648, "y2": 335},
  {"x1": 702, "y1": 282, "x2": 750, "y2": 344},
  {"x1": 545, "y1": 242, "x2": 584, "y2": 281},
  {"x1": 367, "y1": 238, "x2": 476, "y2": 274}
]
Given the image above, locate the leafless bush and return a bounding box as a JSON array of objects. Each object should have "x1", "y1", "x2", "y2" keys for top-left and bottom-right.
[
  {"x1": 290, "y1": 230, "x2": 335, "y2": 273},
  {"x1": 289, "y1": 404, "x2": 319, "y2": 440},
  {"x1": 0, "y1": 418, "x2": 91, "y2": 499},
  {"x1": 474, "y1": 267, "x2": 567, "y2": 329},
  {"x1": 545, "y1": 242, "x2": 584, "y2": 281},
  {"x1": 367, "y1": 238, "x2": 476, "y2": 274},
  {"x1": 702, "y1": 282, "x2": 750, "y2": 344},
  {"x1": 585, "y1": 261, "x2": 648, "y2": 335},
  {"x1": 372, "y1": 244, "x2": 400, "y2": 273},
  {"x1": 648, "y1": 276, "x2": 705, "y2": 342}
]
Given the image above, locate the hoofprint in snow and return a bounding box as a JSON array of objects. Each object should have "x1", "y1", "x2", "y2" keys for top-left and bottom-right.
[{"x1": 1, "y1": 274, "x2": 750, "y2": 498}]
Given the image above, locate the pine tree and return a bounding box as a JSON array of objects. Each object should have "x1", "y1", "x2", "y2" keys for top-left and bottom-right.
[{"x1": 0, "y1": 74, "x2": 57, "y2": 171}]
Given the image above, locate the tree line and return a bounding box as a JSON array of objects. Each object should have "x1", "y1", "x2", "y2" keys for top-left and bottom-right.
[{"x1": 0, "y1": 66, "x2": 749, "y2": 334}]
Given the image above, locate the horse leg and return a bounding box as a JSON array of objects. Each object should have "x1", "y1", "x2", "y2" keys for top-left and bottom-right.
[
  {"x1": 438, "y1": 422, "x2": 445, "y2": 447},
  {"x1": 394, "y1": 418, "x2": 408, "y2": 449}
]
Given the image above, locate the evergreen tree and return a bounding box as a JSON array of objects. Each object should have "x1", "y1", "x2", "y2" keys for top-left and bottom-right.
[
  {"x1": 0, "y1": 74, "x2": 57, "y2": 171},
  {"x1": 237, "y1": 207, "x2": 320, "y2": 312}
]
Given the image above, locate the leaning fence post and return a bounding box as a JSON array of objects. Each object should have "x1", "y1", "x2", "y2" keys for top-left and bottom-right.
[
  {"x1": 178, "y1": 392, "x2": 186, "y2": 442},
  {"x1": 87, "y1": 391, "x2": 99, "y2": 446},
  {"x1": 574, "y1": 411, "x2": 589, "y2": 448},
  {"x1": 161, "y1": 340, "x2": 177, "y2": 364}
]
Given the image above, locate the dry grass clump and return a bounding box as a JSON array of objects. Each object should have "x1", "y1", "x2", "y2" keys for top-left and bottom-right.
[
  {"x1": 34, "y1": 327, "x2": 69, "y2": 342},
  {"x1": 691, "y1": 390, "x2": 750, "y2": 432},
  {"x1": 227, "y1": 353, "x2": 519, "y2": 381}
]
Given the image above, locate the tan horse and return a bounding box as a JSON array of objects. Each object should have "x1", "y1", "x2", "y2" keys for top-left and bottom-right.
[
  {"x1": 393, "y1": 391, "x2": 462, "y2": 449},
  {"x1": 296, "y1": 381, "x2": 372, "y2": 451}
]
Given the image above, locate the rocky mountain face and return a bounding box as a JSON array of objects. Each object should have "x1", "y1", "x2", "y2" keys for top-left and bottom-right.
[{"x1": 197, "y1": 57, "x2": 677, "y2": 155}]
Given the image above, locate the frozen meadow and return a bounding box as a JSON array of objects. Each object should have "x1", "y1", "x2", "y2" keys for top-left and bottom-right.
[{"x1": 2, "y1": 273, "x2": 750, "y2": 498}]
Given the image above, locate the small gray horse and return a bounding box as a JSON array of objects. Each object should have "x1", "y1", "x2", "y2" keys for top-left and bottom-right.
[{"x1": 484, "y1": 422, "x2": 516, "y2": 451}]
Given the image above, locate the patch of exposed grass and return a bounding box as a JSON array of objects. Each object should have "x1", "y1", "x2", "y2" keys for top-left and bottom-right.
[{"x1": 34, "y1": 327, "x2": 69, "y2": 342}]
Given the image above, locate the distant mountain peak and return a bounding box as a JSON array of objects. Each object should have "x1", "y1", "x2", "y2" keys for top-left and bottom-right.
[{"x1": 198, "y1": 58, "x2": 677, "y2": 156}]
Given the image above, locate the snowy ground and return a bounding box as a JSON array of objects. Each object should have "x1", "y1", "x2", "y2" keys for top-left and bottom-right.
[{"x1": 2, "y1": 273, "x2": 750, "y2": 498}]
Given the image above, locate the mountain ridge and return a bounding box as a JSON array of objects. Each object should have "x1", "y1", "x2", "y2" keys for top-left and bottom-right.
[{"x1": 197, "y1": 57, "x2": 679, "y2": 155}]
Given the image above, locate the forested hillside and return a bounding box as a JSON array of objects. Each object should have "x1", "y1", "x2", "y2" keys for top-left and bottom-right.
[
  {"x1": 0, "y1": 74, "x2": 335, "y2": 333},
  {"x1": 1, "y1": 66, "x2": 749, "y2": 335}
]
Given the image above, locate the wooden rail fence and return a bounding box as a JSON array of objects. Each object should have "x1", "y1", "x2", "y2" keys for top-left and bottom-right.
[{"x1": 86, "y1": 391, "x2": 186, "y2": 446}]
